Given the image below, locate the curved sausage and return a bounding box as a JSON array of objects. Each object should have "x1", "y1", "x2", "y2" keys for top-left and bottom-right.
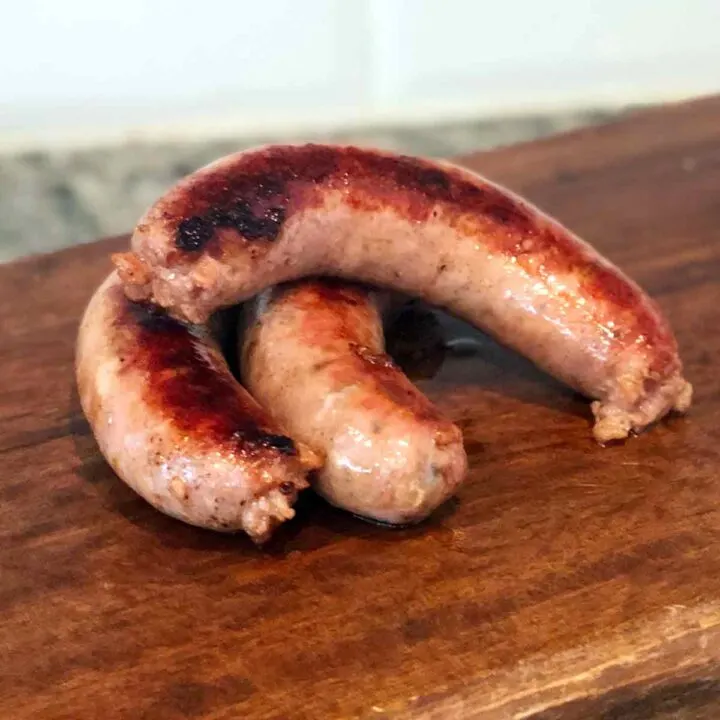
[
  {"x1": 112, "y1": 143, "x2": 692, "y2": 442},
  {"x1": 75, "y1": 272, "x2": 320, "y2": 543},
  {"x1": 240, "y1": 279, "x2": 467, "y2": 525}
]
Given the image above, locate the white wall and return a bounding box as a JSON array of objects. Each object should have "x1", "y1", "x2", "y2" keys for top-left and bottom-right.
[{"x1": 1, "y1": 0, "x2": 719, "y2": 146}]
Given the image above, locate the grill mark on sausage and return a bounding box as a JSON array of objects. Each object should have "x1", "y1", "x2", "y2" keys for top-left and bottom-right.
[
  {"x1": 175, "y1": 216, "x2": 214, "y2": 251},
  {"x1": 170, "y1": 147, "x2": 337, "y2": 253},
  {"x1": 111, "y1": 289, "x2": 297, "y2": 458},
  {"x1": 176, "y1": 204, "x2": 287, "y2": 251}
]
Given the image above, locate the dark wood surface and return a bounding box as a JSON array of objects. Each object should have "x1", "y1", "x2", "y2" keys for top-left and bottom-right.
[{"x1": 2, "y1": 96, "x2": 720, "y2": 720}]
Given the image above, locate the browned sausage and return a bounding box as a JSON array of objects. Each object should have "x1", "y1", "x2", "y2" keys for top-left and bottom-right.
[
  {"x1": 240, "y1": 279, "x2": 467, "y2": 525},
  {"x1": 113, "y1": 144, "x2": 692, "y2": 442},
  {"x1": 75, "y1": 272, "x2": 320, "y2": 543}
]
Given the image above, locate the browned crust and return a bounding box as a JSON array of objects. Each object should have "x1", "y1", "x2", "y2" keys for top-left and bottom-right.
[{"x1": 106, "y1": 281, "x2": 319, "y2": 467}]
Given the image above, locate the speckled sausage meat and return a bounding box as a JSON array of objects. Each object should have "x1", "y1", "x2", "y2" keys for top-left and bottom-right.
[
  {"x1": 113, "y1": 143, "x2": 692, "y2": 442},
  {"x1": 75, "y1": 272, "x2": 320, "y2": 543},
  {"x1": 240, "y1": 279, "x2": 467, "y2": 525}
]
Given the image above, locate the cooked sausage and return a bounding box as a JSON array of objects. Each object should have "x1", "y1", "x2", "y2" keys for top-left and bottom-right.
[
  {"x1": 240, "y1": 279, "x2": 467, "y2": 525},
  {"x1": 75, "y1": 272, "x2": 320, "y2": 543},
  {"x1": 113, "y1": 143, "x2": 692, "y2": 442}
]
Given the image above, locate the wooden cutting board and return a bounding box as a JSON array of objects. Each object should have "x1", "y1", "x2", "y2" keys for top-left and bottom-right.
[{"x1": 1, "y1": 97, "x2": 720, "y2": 720}]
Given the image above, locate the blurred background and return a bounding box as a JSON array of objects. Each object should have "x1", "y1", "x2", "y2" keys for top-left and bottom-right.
[{"x1": 1, "y1": 0, "x2": 719, "y2": 262}]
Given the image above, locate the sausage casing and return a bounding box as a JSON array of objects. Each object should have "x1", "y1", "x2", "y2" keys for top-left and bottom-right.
[
  {"x1": 241, "y1": 279, "x2": 467, "y2": 524},
  {"x1": 113, "y1": 144, "x2": 692, "y2": 441},
  {"x1": 75, "y1": 272, "x2": 319, "y2": 543}
]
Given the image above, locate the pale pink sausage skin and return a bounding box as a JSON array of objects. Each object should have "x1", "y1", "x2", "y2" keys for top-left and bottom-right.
[
  {"x1": 241, "y1": 280, "x2": 467, "y2": 525},
  {"x1": 113, "y1": 144, "x2": 691, "y2": 442}
]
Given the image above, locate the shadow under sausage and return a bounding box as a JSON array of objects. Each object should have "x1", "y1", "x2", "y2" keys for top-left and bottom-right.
[
  {"x1": 253, "y1": 493, "x2": 461, "y2": 557},
  {"x1": 387, "y1": 300, "x2": 587, "y2": 420}
]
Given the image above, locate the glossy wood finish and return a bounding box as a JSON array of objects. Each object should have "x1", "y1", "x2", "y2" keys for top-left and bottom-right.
[{"x1": 1, "y1": 96, "x2": 720, "y2": 719}]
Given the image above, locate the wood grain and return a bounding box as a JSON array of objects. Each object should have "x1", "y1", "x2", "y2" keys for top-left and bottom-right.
[{"x1": 1, "y1": 96, "x2": 720, "y2": 720}]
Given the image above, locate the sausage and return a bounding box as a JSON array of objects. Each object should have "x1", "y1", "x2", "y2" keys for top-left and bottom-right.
[
  {"x1": 75, "y1": 272, "x2": 320, "y2": 543},
  {"x1": 240, "y1": 279, "x2": 467, "y2": 525},
  {"x1": 112, "y1": 143, "x2": 692, "y2": 442}
]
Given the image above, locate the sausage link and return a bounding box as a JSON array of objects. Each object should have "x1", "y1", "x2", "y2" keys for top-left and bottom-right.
[
  {"x1": 240, "y1": 279, "x2": 467, "y2": 525},
  {"x1": 75, "y1": 272, "x2": 320, "y2": 543},
  {"x1": 113, "y1": 144, "x2": 692, "y2": 442}
]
